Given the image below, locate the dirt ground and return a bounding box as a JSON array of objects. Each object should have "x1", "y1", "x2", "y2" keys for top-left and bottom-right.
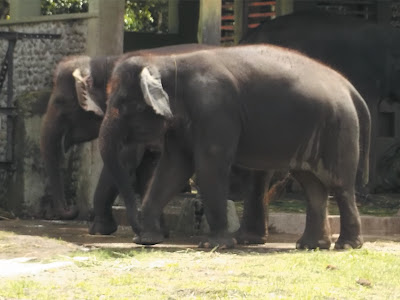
[
  {"x1": 1, "y1": 219, "x2": 400, "y2": 261},
  {"x1": 0, "y1": 219, "x2": 308, "y2": 260}
]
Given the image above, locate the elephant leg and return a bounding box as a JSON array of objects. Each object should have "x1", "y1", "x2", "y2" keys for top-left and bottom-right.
[
  {"x1": 292, "y1": 171, "x2": 331, "y2": 250},
  {"x1": 135, "y1": 134, "x2": 194, "y2": 245},
  {"x1": 89, "y1": 167, "x2": 119, "y2": 235},
  {"x1": 332, "y1": 187, "x2": 363, "y2": 249},
  {"x1": 135, "y1": 150, "x2": 160, "y2": 196},
  {"x1": 135, "y1": 150, "x2": 170, "y2": 238},
  {"x1": 235, "y1": 170, "x2": 270, "y2": 245},
  {"x1": 195, "y1": 151, "x2": 237, "y2": 249}
]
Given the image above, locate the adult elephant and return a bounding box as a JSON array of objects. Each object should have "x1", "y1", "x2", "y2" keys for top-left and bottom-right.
[
  {"x1": 241, "y1": 11, "x2": 400, "y2": 192},
  {"x1": 99, "y1": 45, "x2": 371, "y2": 249},
  {"x1": 40, "y1": 44, "x2": 213, "y2": 235}
]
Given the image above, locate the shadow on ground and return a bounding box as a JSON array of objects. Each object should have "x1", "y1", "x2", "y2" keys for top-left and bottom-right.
[{"x1": 1, "y1": 219, "x2": 400, "y2": 260}]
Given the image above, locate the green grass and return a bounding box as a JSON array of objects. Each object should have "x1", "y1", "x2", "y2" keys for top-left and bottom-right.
[{"x1": 1, "y1": 247, "x2": 400, "y2": 299}]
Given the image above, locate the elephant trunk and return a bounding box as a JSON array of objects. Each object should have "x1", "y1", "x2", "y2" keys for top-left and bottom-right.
[
  {"x1": 99, "y1": 112, "x2": 141, "y2": 234},
  {"x1": 40, "y1": 105, "x2": 79, "y2": 219}
]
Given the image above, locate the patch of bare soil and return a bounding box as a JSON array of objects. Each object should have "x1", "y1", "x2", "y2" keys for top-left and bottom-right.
[
  {"x1": 1, "y1": 219, "x2": 400, "y2": 260},
  {"x1": 0, "y1": 219, "x2": 135, "y2": 259}
]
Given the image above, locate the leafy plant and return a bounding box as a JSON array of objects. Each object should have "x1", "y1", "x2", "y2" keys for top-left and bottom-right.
[
  {"x1": 41, "y1": 0, "x2": 88, "y2": 15},
  {"x1": 124, "y1": 0, "x2": 168, "y2": 32},
  {"x1": 40, "y1": 0, "x2": 169, "y2": 32}
]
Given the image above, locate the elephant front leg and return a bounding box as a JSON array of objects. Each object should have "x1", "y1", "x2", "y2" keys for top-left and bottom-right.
[
  {"x1": 292, "y1": 171, "x2": 332, "y2": 250},
  {"x1": 89, "y1": 167, "x2": 119, "y2": 235},
  {"x1": 333, "y1": 188, "x2": 363, "y2": 249},
  {"x1": 134, "y1": 135, "x2": 194, "y2": 245}
]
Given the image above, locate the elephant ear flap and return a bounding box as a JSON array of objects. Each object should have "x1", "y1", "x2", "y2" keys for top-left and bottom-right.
[
  {"x1": 140, "y1": 66, "x2": 173, "y2": 119},
  {"x1": 72, "y1": 68, "x2": 104, "y2": 117}
]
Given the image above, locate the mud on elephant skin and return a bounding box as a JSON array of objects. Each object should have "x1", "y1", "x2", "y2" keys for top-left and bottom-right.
[
  {"x1": 40, "y1": 44, "x2": 214, "y2": 235},
  {"x1": 99, "y1": 45, "x2": 371, "y2": 250}
]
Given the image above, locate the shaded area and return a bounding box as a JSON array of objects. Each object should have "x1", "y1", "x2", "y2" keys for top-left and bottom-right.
[
  {"x1": 0, "y1": 219, "x2": 301, "y2": 259},
  {"x1": 1, "y1": 218, "x2": 400, "y2": 261}
]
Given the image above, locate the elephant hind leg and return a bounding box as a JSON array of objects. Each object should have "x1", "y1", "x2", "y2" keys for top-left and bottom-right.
[
  {"x1": 331, "y1": 187, "x2": 363, "y2": 249},
  {"x1": 235, "y1": 169, "x2": 270, "y2": 245},
  {"x1": 291, "y1": 171, "x2": 331, "y2": 250}
]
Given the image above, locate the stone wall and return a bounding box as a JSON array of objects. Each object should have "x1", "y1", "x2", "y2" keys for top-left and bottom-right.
[
  {"x1": 0, "y1": 17, "x2": 88, "y2": 158},
  {"x1": 0, "y1": 19, "x2": 87, "y2": 106},
  {"x1": 0, "y1": 16, "x2": 89, "y2": 215}
]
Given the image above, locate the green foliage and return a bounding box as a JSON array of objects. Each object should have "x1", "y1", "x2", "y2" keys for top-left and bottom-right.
[
  {"x1": 41, "y1": 0, "x2": 168, "y2": 32},
  {"x1": 41, "y1": 0, "x2": 88, "y2": 15},
  {"x1": 124, "y1": 0, "x2": 168, "y2": 32}
]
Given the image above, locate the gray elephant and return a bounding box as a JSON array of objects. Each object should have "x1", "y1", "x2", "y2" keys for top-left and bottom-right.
[
  {"x1": 99, "y1": 44, "x2": 371, "y2": 249},
  {"x1": 241, "y1": 11, "x2": 400, "y2": 191},
  {"x1": 40, "y1": 44, "x2": 212, "y2": 235}
]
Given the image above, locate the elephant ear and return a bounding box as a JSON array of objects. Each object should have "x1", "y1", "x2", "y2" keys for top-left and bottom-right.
[
  {"x1": 72, "y1": 68, "x2": 104, "y2": 117},
  {"x1": 140, "y1": 66, "x2": 173, "y2": 119}
]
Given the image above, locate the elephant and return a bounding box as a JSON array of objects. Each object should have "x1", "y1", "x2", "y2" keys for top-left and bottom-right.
[
  {"x1": 98, "y1": 44, "x2": 371, "y2": 249},
  {"x1": 40, "y1": 43, "x2": 215, "y2": 235},
  {"x1": 241, "y1": 11, "x2": 400, "y2": 192}
]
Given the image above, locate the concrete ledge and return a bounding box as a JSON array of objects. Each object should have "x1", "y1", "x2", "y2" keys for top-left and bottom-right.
[
  {"x1": 113, "y1": 204, "x2": 400, "y2": 237},
  {"x1": 269, "y1": 213, "x2": 400, "y2": 236},
  {"x1": 0, "y1": 13, "x2": 98, "y2": 26}
]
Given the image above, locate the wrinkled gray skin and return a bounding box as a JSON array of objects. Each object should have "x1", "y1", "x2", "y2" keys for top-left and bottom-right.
[
  {"x1": 40, "y1": 44, "x2": 213, "y2": 235},
  {"x1": 99, "y1": 45, "x2": 371, "y2": 249},
  {"x1": 241, "y1": 11, "x2": 400, "y2": 192}
]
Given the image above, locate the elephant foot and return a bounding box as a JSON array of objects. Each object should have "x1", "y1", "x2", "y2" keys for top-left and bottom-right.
[
  {"x1": 89, "y1": 216, "x2": 118, "y2": 235},
  {"x1": 234, "y1": 230, "x2": 267, "y2": 245},
  {"x1": 133, "y1": 231, "x2": 164, "y2": 246},
  {"x1": 334, "y1": 235, "x2": 363, "y2": 250},
  {"x1": 296, "y1": 235, "x2": 331, "y2": 250},
  {"x1": 198, "y1": 236, "x2": 237, "y2": 250}
]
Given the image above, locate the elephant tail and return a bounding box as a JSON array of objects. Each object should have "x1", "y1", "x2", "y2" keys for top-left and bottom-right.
[{"x1": 352, "y1": 89, "x2": 371, "y2": 187}]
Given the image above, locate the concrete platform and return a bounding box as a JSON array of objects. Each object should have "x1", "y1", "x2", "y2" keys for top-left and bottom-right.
[
  {"x1": 269, "y1": 213, "x2": 400, "y2": 236},
  {"x1": 112, "y1": 199, "x2": 400, "y2": 238}
]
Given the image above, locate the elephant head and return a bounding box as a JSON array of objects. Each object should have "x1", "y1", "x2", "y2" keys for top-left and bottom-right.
[
  {"x1": 40, "y1": 55, "x2": 117, "y2": 219},
  {"x1": 99, "y1": 59, "x2": 175, "y2": 234}
]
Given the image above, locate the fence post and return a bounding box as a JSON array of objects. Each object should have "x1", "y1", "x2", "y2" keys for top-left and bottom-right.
[
  {"x1": 276, "y1": 0, "x2": 294, "y2": 16},
  {"x1": 198, "y1": 0, "x2": 221, "y2": 45},
  {"x1": 87, "y1": 0, "x2": 125, "y2": 56},
  {"x1": 9, "y1": 0, "x2": 41, "y2": 20},
  {"x1": 233, "y1": 0, "x2": 245, "y2": 45}
]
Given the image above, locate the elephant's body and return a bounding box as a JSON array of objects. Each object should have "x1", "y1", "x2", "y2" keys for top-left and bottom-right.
[
  {"x1": 40, "y1": 44, "x2": 214, "y2": 234},
  {"x1": 241, "y1": 12, "x2": 400, "y2": 190},
  {"x1": 101, "y1": 45, "x2": 370, "y2": 249}
]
